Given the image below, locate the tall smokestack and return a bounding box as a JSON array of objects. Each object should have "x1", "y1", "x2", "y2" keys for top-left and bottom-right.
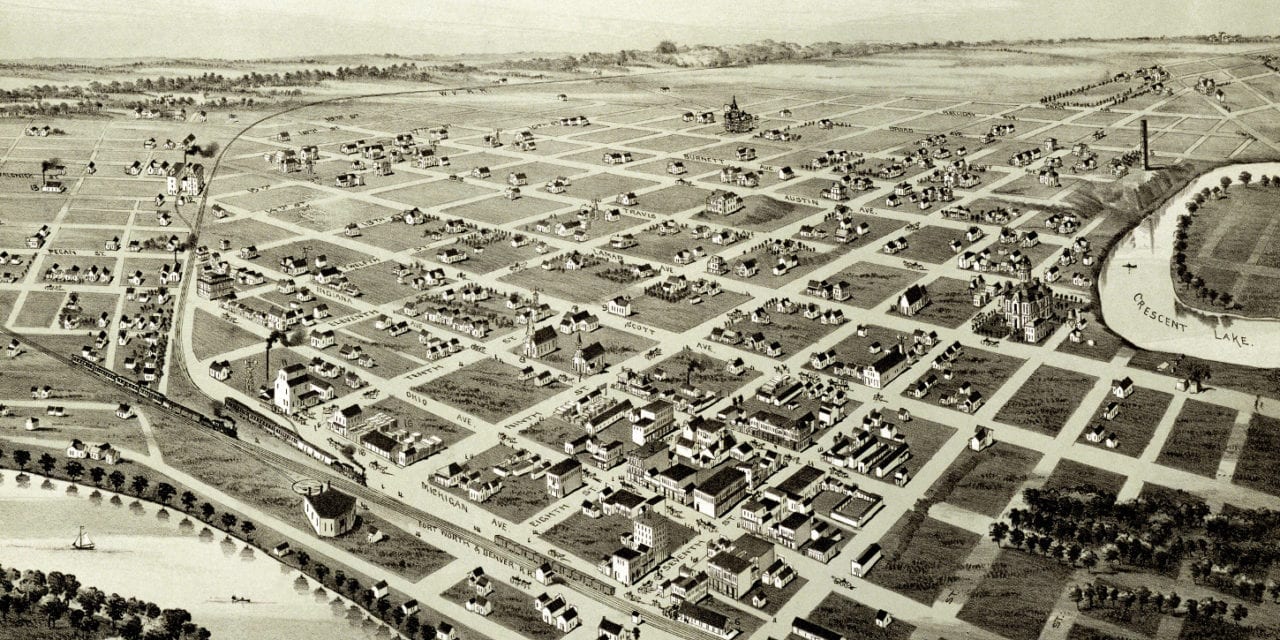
[{"x1": 1141, "y1": 119, "x2": 1150, "y2": 171}]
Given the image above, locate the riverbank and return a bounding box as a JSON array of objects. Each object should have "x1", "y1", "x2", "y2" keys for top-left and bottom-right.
[
  {"x1": 0, "y1": 440, "x2": 427, "y2": 640},
  {"x1": 1096, "y1": 161, "x2": 1280, "y2": 368}
]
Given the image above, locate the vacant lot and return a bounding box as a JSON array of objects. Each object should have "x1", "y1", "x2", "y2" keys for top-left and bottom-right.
[
  {"x1": 869, "y1": 510, "x2": 981, "y2": 604},
  {"x1": 1234, "y1": 414, "x2": 1280, "y2": 497},
  {"x1": 819, "y1": 261, "x2": 922, "y2": 310},
  {"x1": 910, "y1": 276, "x2": 981, "y2": 329},
  {"x1": 898, "y1": 225, "x2": 970, "y2": 265},
  {"x1": 994, "y1": 365, "x2": 1098, "y2": 436},
  {"x1": 191, "y1": 308, "x2": 262, "y2": 361},
  {"x1": 804, "y1": 592, "x2": 914, "y2": 640},
  {"x1": 1156, "y1": 399, "x2": 1236, "y2": 477},
  {"x1": 626, "y1": 288, "x2": 753, "y2": 334},
  {"x1": 417, "y1": 359, "x2": 562, "y2": 424},
  {"x1": 958, "y1": 549, "x2": 1073, "y2": 640},
  {"x1": 1043, "y1": 458, "x2": 1126, "y2": 495},
  {"x1": 927, "y1": 442, "x2": 1043, "y2": 517},
  {"x1": 13, "y1": 291, "x2": 65, "y2": 328},
  {"x1": 1078, "y1": 387, "x2": 1173, "y2": 457}
]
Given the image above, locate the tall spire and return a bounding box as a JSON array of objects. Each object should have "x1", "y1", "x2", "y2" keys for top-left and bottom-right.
[{"x1": 730, "y1": 95, "x2": 739, "y2": 110}]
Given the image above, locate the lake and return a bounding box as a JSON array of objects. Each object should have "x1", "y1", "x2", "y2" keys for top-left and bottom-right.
[{"x1": 0, "y1": 472, "x2": 394, "y2": 639}]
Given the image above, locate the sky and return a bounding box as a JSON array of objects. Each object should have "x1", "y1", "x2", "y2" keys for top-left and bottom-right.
[{"x1": 0, "y1": 0, "x2": 1273, "y2": 60}]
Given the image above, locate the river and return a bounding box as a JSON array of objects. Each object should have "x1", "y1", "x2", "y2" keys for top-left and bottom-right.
[
  {"x1": 0, "y1": 473, "x2": 391, "y2": 639},
  {"x1": 1097, "y1": 161, "x2": 1280, "y2": 368}
]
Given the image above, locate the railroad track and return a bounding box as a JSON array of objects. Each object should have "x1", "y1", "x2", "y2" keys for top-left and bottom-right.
[{"x1": 0, "y1": 324, "x2": 716, "y2": 640}]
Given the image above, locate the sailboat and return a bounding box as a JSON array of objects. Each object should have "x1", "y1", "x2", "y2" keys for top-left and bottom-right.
[{"x1": 71, "y1": 526, "x2": 95, "y2": 551}]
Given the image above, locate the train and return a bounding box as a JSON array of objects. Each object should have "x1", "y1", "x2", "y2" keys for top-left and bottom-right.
[{"x1": 69, "y1": 355, "x2": 237, "y2": 437}]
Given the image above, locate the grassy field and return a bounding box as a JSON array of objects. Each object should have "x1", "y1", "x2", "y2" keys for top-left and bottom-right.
[
  {"x1": 1180, "y1": 185, "x2": 1280, "y2": 318},
  {"x1": 441, "y1": 576, "x2": 565, "y2": 640},
  {"x1": 14, "y1": 291, "x2": 65, "y2": 328},
  {"x1": 910, "y1": 276, "x2": 981, "y2": 329},
  {"x1": 1043, "y1": 458, "x2": 1126, "y2": 495},
  {"x1": 804, "y1": 592, "x2": 914, "y2": 640},
  {"x1": 897, "y1": 225, "x2": 970, "y2": 265},
  {"x1": 926, "y1": 441, "x2": 1043, "y2": 518},
  {"x1": 1234, "y1": 414, "x2": 1280, "y2": 497},
  {"x1": 643, "y1": 349, "x2": 761, "y2": 399},
  {"x1": 1155, "y1": 399, "x2": 1236, "y2": 477},
  {"x1": 823, "y1": 262, "x2": 924, "y2": 310},
  {"x1": 957, "y1": 549, "x2": 1073, "y2": 640},
  {"x1": 1077, "y1": 386, "x2": 1173, "y2": 457},
  {"x1": 1055, "y1": 313, "x2": 1125, "y2": 363},
  {"x1": 191, "y1": 308, "x2": 263, "y2": 361},
  {"x1": 994, "y1": 365, "x2": 1099, "y2": 436},
  {"x1": 542, "y1": 512, "x2": 634, "y2": 563},
  {"x1": 417, "y1": 359, "x2": 563, "y2": 424},
  {"x1": 626, "y1": 288, "x2": 753, "y2": 333},
  {"x1": 868, "y1": 509, "x2": 981, "y2": 604}
]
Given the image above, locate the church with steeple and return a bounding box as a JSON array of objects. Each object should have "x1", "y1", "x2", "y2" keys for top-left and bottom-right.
[{"x1": 723, "y1": 96, "x2": 754, "y2": 134}]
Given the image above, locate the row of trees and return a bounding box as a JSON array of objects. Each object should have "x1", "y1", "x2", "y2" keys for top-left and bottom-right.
[
  {"x1": 1069, "y1": 580, "x2": 1249, "y2": 625},
  {"x1": 1176, "y1": 172, "x2": 1279, "y2": 310},
  {"x1": 0, "y1": 448, "x2": 440, "y2": 638},
  {"x1": 0, "y1": 564, "x2": 208, "y2": 640},
  {"x1": 2, "y1": 447, "x2": 258, "y2": 542}
]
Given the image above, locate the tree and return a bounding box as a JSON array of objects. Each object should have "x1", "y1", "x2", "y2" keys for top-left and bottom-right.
[
  {"x1": 297, "y1": 551, "x2": 311, "y2": 571},
  {"x1": 130, "y1": 474, "x2": 149, "y2": 496},
  {"x1": 220, "y1": 513, "x2": 237, "y2": 532},
  {"x1": 37, "y1": 452, "x2": 56, "y2": 476},
  {"x1": 64, "y1": 460, "x2": 84, "y2": 482},
  {"x1": 1186, "y1": 201, "x2": 1199, "y2": 214},
  {"x1": 1239, "y1": 171, "x2": 1252, "y2": 187},
  {"x1": 155, "y1": 483, "x2": 176, "y2": 505},
  {"x1": 240, "y1": 520, "x2": 255, "y2": 540},
  {"x1": 41, "y1": 598, "x2": 67, "y2": 629},
  {"x1": 1220, "y1": 175, "x2": 1233, "y2": 191},
  {"x1": 989, "y1": 522, "x2": 1009, "y2": 547},
  {"x1": 13, "y1": 449, "x2": 29, "y2": 471},
  {"x1": 89, "y1": 466, "x2": 105, "y2": 486},
  {"x1": 1009, "y1": 528, "x2": 1025, "y2": 549},
  {"x1": 180, "y1": 491, "x2": 197, "y2": 512},
  {"x1": 376, "y1": 597, "x2": 392, "y2": 618},
  {"x1": 655, "y1": 40, "x2": 679, "y2": 54},
  {"x1": 1069, "y1": 585, "x2": 1083, "y2": 610},
  {"x1": 200, "y1": 502, "x2": 215, "y2": 521},
  {"x1": 108, "y1": 470, "x2": 126, "y2": 492},
  {"x1": 0, "y1": 594, "x2": 10, "y2": 621},
  {"x1": 1232, "y1": 603, "x2": 1248, "y2": 622},
  {"x1": 313, "y1": 564, "x2": 329, "y2": 585}
]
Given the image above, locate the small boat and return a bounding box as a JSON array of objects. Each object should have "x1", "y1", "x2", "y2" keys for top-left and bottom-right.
[{"x1": 72, "y1": 526, "x2": 95, "y2": 551}]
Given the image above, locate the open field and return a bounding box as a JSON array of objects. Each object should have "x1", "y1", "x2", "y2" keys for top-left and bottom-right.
[
  {"x1": 1156, "y1": 399, "x2": 1236, "y2": 477},
  {"x1": 1179, "y1": 184, "x2": 1280, "y2": 318},
  {"x1": 416, "y1": 359, "x2": 563, "y2": 424},
  {"x1": 994, "y1": 365, "x2": 1098, "y2": 436},
  {"x1": 958, "y1": 549, "x2": 1074, "y2": 640},
  {"x1": 926, "y1": 441, "x2": 1043, "y2": 517},
  {"x1": 1234, "y1": 414, "x2": 1280, "y2": 497},
  {"x1": 191, "y1": 308, "x2": 263, "y2": 361},
  {"x1": 626, "y1": 288, "x2": 753, "y2": 333},
  {"x1": 909, "y1": 276, "x2": 981, "y2": 329},
  {"x1": 804, "y1": 592, "x2": 914, "y2": 640},
  {"x1": 868, "y1": 509, "x2": 981, "y2": 604},
  {"x1": 1044, "y1": 458, "x2": 1126, "y2": 494}
]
